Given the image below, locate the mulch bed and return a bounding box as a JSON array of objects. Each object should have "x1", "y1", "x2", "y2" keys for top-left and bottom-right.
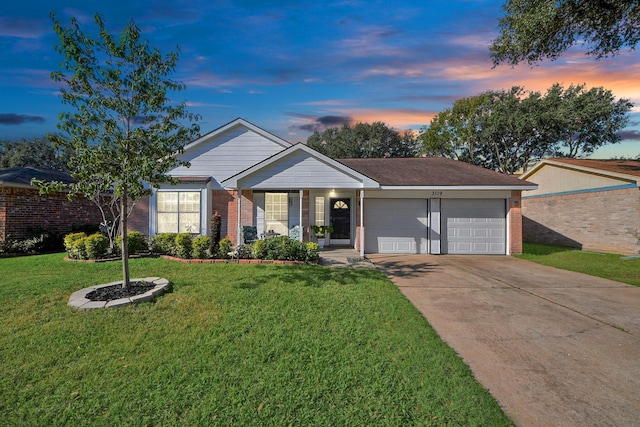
[{"x1": 86, "y1": 281, "x2": 156, "y2": 301}]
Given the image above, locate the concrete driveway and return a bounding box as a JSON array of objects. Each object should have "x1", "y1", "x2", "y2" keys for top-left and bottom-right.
[{"x1": 369, "y1": 254, "x2": 640, "y2": 427}]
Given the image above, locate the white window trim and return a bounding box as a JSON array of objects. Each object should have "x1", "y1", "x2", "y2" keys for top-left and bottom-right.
[{"x1": 150, "y1": 185, "x2": 209, "y2": 236}]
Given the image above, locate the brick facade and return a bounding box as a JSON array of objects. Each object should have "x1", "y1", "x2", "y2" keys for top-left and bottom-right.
[
  {"x1": 509, "y1": 191, "x2": 523, "y2": 254},
  {"x1": 212, "y1": 189, "x2": 254, "y2": 246},
  {"x1": 522, "y1": 187, "x2": 640, "y2": 255},
  {"x1": 0, "y1": 186, "x2": 103, "y2": 240},
  {"x1": 127, "y1": 195, "x2": 150, "y2": 235}
]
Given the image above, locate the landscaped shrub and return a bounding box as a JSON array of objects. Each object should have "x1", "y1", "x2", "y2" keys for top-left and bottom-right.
[
  {"x1": 217, "y1": 237, "x2": 232, "y2": 259},
  {"x1": 25, "y1": 226, "x2": 64, "y2": 253},
  {"x1": 192, "y1": 235, "x2": 211, "y2": 259},
  {"x1": 306, "y1": 242, "x2": 319, "y2": 262},
  {"x1": 150, "y1": 233, "x2": 177, "y2": 255},
  {"x1": 0, "y1": 234, "x2": 51, "y2": 255},
  {"x1": 209, "y1": 212, "x2": 222, "y2": 256},
  {"x1": 115, "y1": 231, "x2": 149, "y2": 255},
  {"x1": 71, "y1": 237, "x2": 88, "y2": 260},
  {"x1": 175, "y1": 233, "x2": 193, "y2": 259},
  {"x1": 64, "y1": 232, "x2": 87, "y2": 259},
  {"x1": 253, "y1": 239, "x2": 265, "y2": 257},
  {"x1": 254, "y1": 236, "x2": 309, "y2": 261},
  {"x1": 84, "y1": 233, "x2": 109, "y2": 259},
  {"x1": 233, "y1": 244, "x2": 254, "y2": 259},
  {"x1": 128, "y1": 231, "x2": 148, "y2": 254}
]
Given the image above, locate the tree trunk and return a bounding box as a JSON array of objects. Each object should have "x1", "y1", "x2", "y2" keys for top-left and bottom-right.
[{"x1": 121, "y1": 188, "x2": 130, "y2": 289}]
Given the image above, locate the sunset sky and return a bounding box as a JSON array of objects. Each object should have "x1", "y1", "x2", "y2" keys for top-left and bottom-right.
[{"x1": 1, "y1": 0, "x2": 639, "y2": 158}]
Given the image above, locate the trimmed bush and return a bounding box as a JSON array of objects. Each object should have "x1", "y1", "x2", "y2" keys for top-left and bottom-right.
[
  {"x1": 115, "y1": 231, "x2": 149, "y2": 255},
  {"x1": 0, "y1": 235, "x2": 46, "y2": 255},
  {"x1": 254, "y1": 236, "x2": 309, "y2": 261},
  {"x1": 192, "y1": 235, "x2": 211, "y2": 259},
  {"x1": 64, "y1": 232, "x2": 87, "y2": 257},
  {"x1": 127, "y1": 231, "x2": 148, "y2": 254},
  {"x1": 233, "y1": 244, "x2": 254, "y2": 259},
  {"x1": 306, "y1": 242, "x2": 319, "y2": 262},
  {"x1": 150, "y1": 233, "x2": 177, "y2": 255},
  {"x1": 71, "y1": 237, "x2": 87, "y2": 260},
  {"x1": 253, "y1": 239, "x2": 265, "y2": 256},
  {"x1": 85, "y1": 233, "x2": 109, "y2": 259},
  {"x1": 175, "y1": 233, "x2": 193, "y2": 259},
  {"x1": 63, "y1": 232, "x2": 88, "y2": 259},
  {"x1": 217, "y1": 237, "x2": 232, "y2": 259}
]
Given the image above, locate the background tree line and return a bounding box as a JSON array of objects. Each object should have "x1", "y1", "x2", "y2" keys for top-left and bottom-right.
[{"x1": 419, "y1": 84, "x2": 632, "y2": 174}]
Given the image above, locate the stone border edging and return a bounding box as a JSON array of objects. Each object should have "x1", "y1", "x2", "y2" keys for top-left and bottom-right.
[
  {"x1": 161, "y1": 255, "x2": 311, "y2": 265},
  {"x1": 68, "y1": 277, "x2": 170, "y2": 310},
  {"x1": 64, "y1": 255, "x2": 142, "y2": 263}
]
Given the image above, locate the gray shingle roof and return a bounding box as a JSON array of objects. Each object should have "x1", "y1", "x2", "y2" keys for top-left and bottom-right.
[
  {"x1": 338, "y1": 157, "x2": 535, "y2": 187},
  {"x1": 0, "y1": 167, "x2": 74, "y2": 186},
  {"x1": 544, "y1": 158, "x2": 640, "y2": 178}
]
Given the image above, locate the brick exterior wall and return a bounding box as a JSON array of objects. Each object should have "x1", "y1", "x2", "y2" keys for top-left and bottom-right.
[
  {"x1": 301, "y1": 190, "x2": 310, "y2": 241},
  {"x1": 509, "y1": 191, "x2": 523, "y2": 254},
  {"x1": 128, "y1": 195, "x2": 150, "y2": 235},
  {"x1": 522, "y1": 187, "x2": 640, "y2": 255},
  {"x1": 212, "y1": 189, "x2": 254, "y2": 246},
  {"x1": 0, "y1": 186, "x2": 103, "y2": 240}
]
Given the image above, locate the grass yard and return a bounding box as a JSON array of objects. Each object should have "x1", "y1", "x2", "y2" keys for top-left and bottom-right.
[
  {"x1": 0, "y1": 254, "x2": 512, "y2": 426},
  {"x1": 516, "y1": 243, "x2": 640, "y2": 287}
]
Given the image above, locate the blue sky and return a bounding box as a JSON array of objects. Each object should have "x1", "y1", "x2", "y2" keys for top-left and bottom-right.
[{"x1": 1, "y1": 0, "x2": 639, "y2": 158}]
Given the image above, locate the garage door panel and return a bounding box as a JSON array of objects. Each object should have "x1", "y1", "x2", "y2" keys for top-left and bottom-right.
[
  {"x1": 443, "y1": 199, "x2": 506, "y2": 255},
  {"x1": 365, "y1": 199, "x2": 428, "y2": 254}
]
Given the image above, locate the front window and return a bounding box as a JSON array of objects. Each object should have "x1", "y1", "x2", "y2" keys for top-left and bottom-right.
[
  {"x1": 157, "y1": 191, "x2": 201, "y2": 233},
  {"x1": 265, "y1": 192, "x2": 288, "y2": 235},
  {"x1": 315, "y1": 196, "x2": 325, "y2": 227}
]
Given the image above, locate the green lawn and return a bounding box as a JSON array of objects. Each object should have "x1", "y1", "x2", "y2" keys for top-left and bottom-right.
[
  {"x1": 0, "y1": 254, "x2": 512, "y2": 426},
  {"x1": 516, "y1": 243, "x2": 640, "y2": 287}
]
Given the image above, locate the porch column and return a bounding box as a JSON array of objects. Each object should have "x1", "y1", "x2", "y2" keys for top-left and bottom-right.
[
  {"x1": 237, "y1": 188, "x2": 242, "y2": 245},
  {"x1": 360, "y1": 189, "x2": 364, "y2": 257},
  {"x1": 299, "y1": 189, "x2": 303, "y2": 241}
]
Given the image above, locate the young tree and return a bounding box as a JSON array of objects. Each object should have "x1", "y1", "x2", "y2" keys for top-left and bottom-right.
[
  {"x1": 491, "y1": 0, "x2": 640, "y2": 66},
  {"x1": 306, "y1": 121, "x2": 419, "y2": 158},
  {"x1": 36, "y1": 13, "x2": 200, "y2": 288},
  {"x1": 0, "y1": 137, "x2": 72, "y2": 171}
]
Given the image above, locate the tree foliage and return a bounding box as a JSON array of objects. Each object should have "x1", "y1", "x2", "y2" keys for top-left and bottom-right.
[
  {"x1": 491, "y1": 0, "x2": 640, "y2": 65},
  {"x1": 419, "y1": 84, "x2": 632, "y2": 174},
  {"x1": 306, "y1": 122, "x2": 420, "y2": 158},
  {"x1": 0, "y1": 137, "x2": 72, "y2": 171},
  {"x1": 35, "y1": 13, "x2": 200, "y2": 287}
]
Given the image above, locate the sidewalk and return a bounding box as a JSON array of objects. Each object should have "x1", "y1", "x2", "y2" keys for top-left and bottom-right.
[{"x1": 318, "y1": 246, "x2": 376, "y2": 269}]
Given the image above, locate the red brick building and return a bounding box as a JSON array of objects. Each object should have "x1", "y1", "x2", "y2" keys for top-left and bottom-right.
[
  {"x1": 520, "y1": 159, "x2": 640, "y2": 255},
  {"x1": 0, "y1": 167, "x2": 103, "y2": 241}
]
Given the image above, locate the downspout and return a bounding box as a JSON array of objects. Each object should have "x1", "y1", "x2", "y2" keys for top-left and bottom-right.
[
  {"x1": 360, "y1": 189, "x2": 364, "y2": 257},
  {"x1": 237, "y1": 188, "x2": 242, "y2": 245}
]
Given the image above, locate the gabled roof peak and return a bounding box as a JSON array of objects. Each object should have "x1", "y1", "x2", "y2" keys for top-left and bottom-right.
[{"x1": 183, "y1": 117, "x2": 291, "y2": 153}]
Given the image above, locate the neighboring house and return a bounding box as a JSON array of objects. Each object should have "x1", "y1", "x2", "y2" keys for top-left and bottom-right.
[
  {"x1": 129, "y1": 118, "x2": 537, "y2": 255},
  {"x1": 0, "y1": 167, "x2": 103, "y2": 241},
  {"x1": 520, "y1": 158, "x2": 640, "y2": 254}
]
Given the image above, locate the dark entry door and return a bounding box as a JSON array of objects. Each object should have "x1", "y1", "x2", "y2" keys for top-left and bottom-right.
[{"x1": 330, "y1": 198, "x2": 351, "y2": 240}]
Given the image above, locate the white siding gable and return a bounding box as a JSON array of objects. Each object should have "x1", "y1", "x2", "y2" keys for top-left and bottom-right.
[
  {"x1": 237, "y1": 150, "x2": 367, "y2": 189},
  {"x1": 169, "y1": 123, "x2": 289, "y2": 188}
]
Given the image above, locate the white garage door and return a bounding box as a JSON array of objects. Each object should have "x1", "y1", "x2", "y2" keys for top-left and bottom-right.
[
  {"x1": 442, "y1": 199, "x2": 506, "y2": 254},
  {"x1": 364, "y1": 199, "x2": 428, "y2": 254}
]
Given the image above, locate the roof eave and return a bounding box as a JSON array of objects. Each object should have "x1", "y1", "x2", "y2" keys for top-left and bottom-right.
[
  {"x1": 378, "y1": 185, "x2": 538, "y2": 191},
  {"x1": 221, "y1": 144, "x2": 380, "y2": 189},
  {"x1": 520, "y1": 159, "x2": 640, "y2": 184}
]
